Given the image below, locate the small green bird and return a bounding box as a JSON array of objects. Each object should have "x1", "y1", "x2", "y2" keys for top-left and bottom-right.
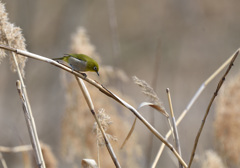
[{"x1": 53, "y1": 54, "x2": 99, "y2": 76}]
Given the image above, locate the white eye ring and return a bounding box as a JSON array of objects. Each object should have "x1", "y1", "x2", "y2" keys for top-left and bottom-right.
[{"x1": 94, "y1": 66, "x2": 97, "y2": 71}]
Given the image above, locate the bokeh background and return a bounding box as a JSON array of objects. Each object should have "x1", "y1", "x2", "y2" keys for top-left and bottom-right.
[{"x1": 1, "y1": 0, "x2": 240, "y2": 167}]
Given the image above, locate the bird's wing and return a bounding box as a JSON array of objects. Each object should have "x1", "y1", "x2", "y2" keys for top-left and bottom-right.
[{"x1": 68, "y1": 56, "x2": 87, "y2": 71}]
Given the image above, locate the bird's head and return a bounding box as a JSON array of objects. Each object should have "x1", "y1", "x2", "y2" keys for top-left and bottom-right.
[{"x1": 87, "y1": 60, "x2": 99, "y2": 76}]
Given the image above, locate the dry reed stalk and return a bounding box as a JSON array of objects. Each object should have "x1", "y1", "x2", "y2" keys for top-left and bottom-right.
[
  {"x1": 16, "y1": 81, "x2": 46, "y2": 168},
  {"x1": 75, "y1": 76, "x2": 121, "y2": 168},
  {"x1": 166, "y1": 88, "x2": 183, "y2": 168},
  {"x1": 188, "y1": 50, "x2": 238, "y2": 168}
]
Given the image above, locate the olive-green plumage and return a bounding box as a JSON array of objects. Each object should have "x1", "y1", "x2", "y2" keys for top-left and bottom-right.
[{"x1": 53, "y1": 54, "x2": 99, "y2": 76}]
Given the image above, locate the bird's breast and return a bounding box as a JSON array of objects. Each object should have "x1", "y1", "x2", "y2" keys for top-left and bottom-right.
[{"x1": 68, "y1": 56, "x2": 87, "y2": 72}]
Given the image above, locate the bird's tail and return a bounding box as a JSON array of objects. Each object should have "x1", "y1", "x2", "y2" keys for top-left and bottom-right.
[{"x1": 53, "y1": 54, "x2": 70, "y2": 61}]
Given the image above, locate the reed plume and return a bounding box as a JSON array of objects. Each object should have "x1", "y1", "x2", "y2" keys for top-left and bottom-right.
[
  {"x1": 0, "y1": 2, "x2": 27, "y2": 77},
  {"x1": 214, "y1": 71, "x2": 240, "y2": 167}
]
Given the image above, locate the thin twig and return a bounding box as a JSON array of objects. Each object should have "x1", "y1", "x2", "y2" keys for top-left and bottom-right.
[
  {"x1": 188, "y1": 50, "x2": 239, "y2": 168},
  {"x1": 120, "y1": 117, "x2": 137, "y2": 149},
  {"x1": 166, "y1": 88, "x2": 183, "y2": 168},
  {"x1": 151, "y1": 48, "x2": 240, "y2": 168},
  {"x1": 0, "y1": 145, "x2": 32, "y2": 153},
  {"x1": 0, "y1": 44, "x2": 187, "y2": 167},
  {"x1": 75, "y1": 76, "x2": 121, "y2": 168}
]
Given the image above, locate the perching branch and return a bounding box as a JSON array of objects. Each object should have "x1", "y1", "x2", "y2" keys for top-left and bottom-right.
[
  {"x1": 188, "y1": 50, "x2": 239, "y2": 168},
  {"x1": 0, "y1": 44, "x2": 187, "y2": 168}
]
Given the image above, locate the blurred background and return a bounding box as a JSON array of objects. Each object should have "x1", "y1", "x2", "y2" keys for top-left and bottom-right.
[{"x1": 1, "y1": 0, "x2": 240, "y2": 167}]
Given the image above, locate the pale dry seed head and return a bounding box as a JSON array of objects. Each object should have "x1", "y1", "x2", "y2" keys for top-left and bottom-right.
[
  {"x1": 132, "y1": 76, "x2": 160, "y2": 104},
  {"x1": 0, "y1": 2, "x2": 27, "y2": 77},
  {"x1": 214, "y1": 71, "x2": 240, "y2": 167},
  {"x1": 93, "y1": 108, "x2": 112, "y2": 132},
  {"x1": 92, "y1": 109, "x2": 117, "y2": 147},
  {"x1": 132, "y1": 76, "x2": 166, "y2": 111},
  {"x1": 0, "y1": 2, "x2": 8, "y2": 61},
  {"x1": 201, "y1": 150, "x2": 226, "y2": 168}
]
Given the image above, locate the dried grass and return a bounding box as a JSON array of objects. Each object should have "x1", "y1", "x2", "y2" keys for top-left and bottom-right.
[
  {"x1": 92, "y1": 109, "x2": 118, "y2": 147},
  {"x1": 132, "y1": 76, "x2": 160, "y2": 104},
  {"x1": 132, "y1": 76, "x2": 166, "y2": 113}
]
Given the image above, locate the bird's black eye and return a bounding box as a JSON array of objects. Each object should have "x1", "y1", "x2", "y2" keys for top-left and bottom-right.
[{"x1": 93, "y1": 66, "x2": 97, "y2": 71}]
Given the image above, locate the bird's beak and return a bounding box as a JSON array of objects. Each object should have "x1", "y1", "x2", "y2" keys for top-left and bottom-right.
[{"x1": 96, "y1": 71, "x2": 99, "y2": 76}]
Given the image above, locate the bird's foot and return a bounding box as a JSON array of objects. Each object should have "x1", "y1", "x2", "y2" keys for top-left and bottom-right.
[{"x1": 80, "y1": 73, "x2": 87, "y2": 78}]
